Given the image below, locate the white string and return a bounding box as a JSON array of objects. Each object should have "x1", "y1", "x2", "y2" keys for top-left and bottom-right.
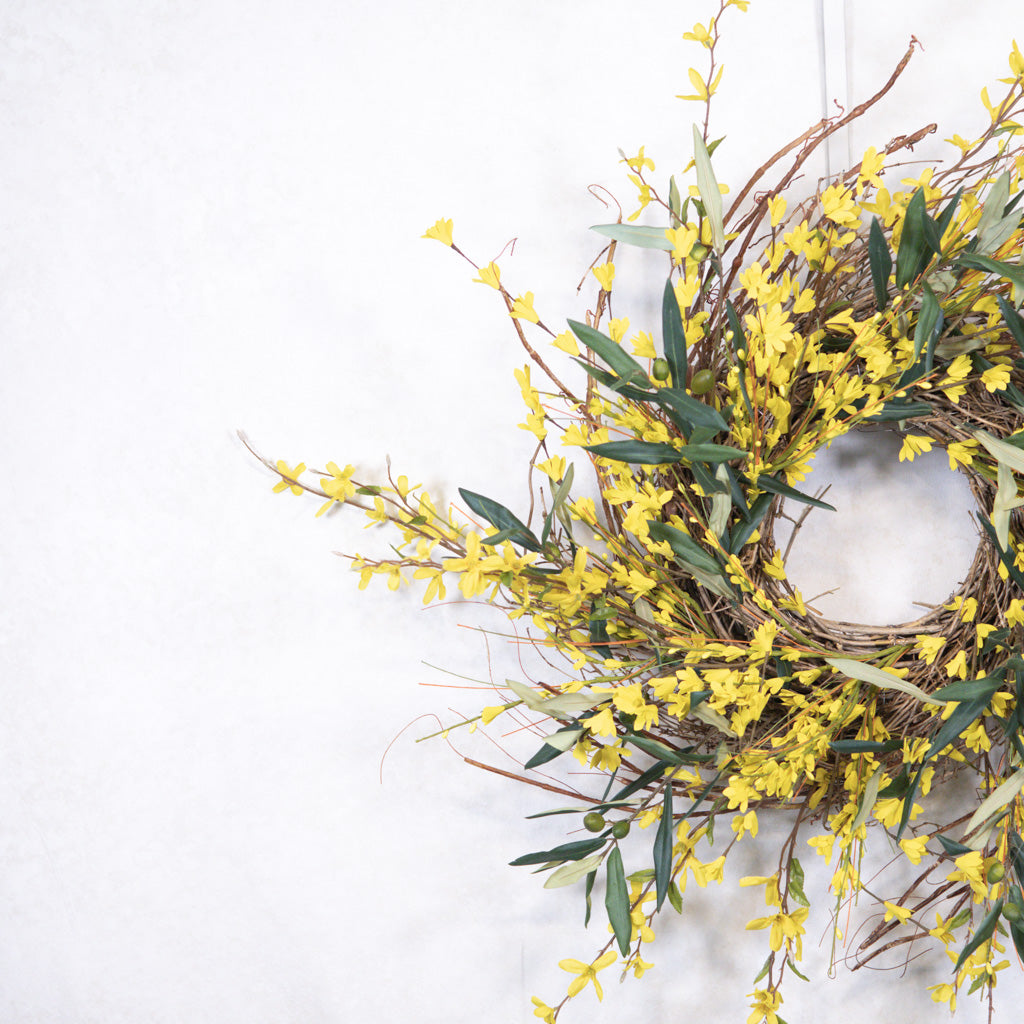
[{"x1": 817, "y1": 0, "x2": 851, "y2": 180}]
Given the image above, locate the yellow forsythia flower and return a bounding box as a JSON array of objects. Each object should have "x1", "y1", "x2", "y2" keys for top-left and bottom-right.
[
  {"x1": 631, "y1": 331, "x2": 656, "y2": 358},
  {"x1": 552, "y1": 330, "x2": 579, "y2": 356},
  {"x1": 272, "y1": 460, "x2": 306, "y2": 495},
  {"x1": 592, "y1": 262, "x2": 615, "y2": 292},
  {"x1": 607, "y1": 317, "x2": 629, "y2": 343},
  {"x1": 511, "y1": 292, "x2": 540, "y2": 323},
  {"x1": 422, "y1": 218, "x2": 453, "y2": 246},
  {"x1": 1007, "y1": 39, "x2": 1024, "y2": 79},
  {"x1": 898, "y1": 434, "x2": 933, "y2": 462},
  {"x1": 559, "y1": 951, "x2": 617, "y2": 1000},
  {"x1": 899, "y1": 836, "x2": 929, "y2": 865},
  {"x1": 681, "y1": 67, "x2": 708, "y2": 101},
  {"x1": 665, "y1": 224, "x2": 698, "y2": 263},
  {"x1": 821, "y1": 184, "x2": 861, "y2": 227},
  {"x1": 981, "y1": 363, "x2": 1012, "y2": 392},
  {"x1": 882, "y1": 901, "x2": 914, "y2": 925},
  {"x1": 682, "y1": 22, "x2": 713, "y2": 47},
  {"x1": 915, "y1": 634, "x2": 946, "y2": 665},
  {"x1": 536, "y1": 455, "x2": 566, "y2": 481},
  {"x1": 473, "y1": 261, "x2": 501, "y2": 289},
  {"x1": 622, "y1": 146, "x2": 655, "y2": 172}
]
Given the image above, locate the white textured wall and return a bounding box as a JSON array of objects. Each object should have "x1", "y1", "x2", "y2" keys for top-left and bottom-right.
[{"x1": 2, "y1": 2, "x2": 1022, "y2": 1022}]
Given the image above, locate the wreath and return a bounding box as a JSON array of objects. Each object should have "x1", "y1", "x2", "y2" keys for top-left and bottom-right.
[{"x1": 250, "y1": 8, "x2": 1024, "y2": 1022}]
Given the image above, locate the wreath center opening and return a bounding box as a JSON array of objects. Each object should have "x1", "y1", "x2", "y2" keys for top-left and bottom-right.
[{"x1": 773, "y1": 429, "x2": 978, "y2": 627}]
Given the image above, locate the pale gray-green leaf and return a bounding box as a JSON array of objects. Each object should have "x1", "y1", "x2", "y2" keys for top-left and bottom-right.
[
  {"x1": 633, "y1": 598, "x2": 656, "y2": 627},
  {"x1": 979, "y1": 210, "x2": 1020, "y2": 257},
  {"x1": 691, "y1": 702, "x2": 737, "y2": 738},
  {"x1": 825, "y1": 657, "x2": 946, "y2": 706},
  {"x1": 505, "y1": 679, "x2": 607, "y2": 718},
  {"x1": 709, "y1": 464, "x2": 732, "y2": 538},
  {"x1": 851, "y1": 764, "x2": 886, "y2": 835},
  {"x1": 926, "y1": 269, "x2": 960, "y2": 296},
  {"x1": 693, "y1": 125, "x2": 725, "y2": 254},
  {"x1": 544, "y1": 852, "x2": 605, "y2": 889},
  {"x1": 993, "y1": 460, "x2": 1024, "y2": 548},
  {"x1": 541, "y1": 727, "x2": 584, "y2": 753},
  {"x1": 976, "y1": 172, "x2": 1013, "y2": 254},
  {"x1": 934, "y1": 334, "x2": 988, "y2": 359},
  {"x1": 962, "y1": 765, "x2": 1024, "y2": 840},
  {"x1": 976, "y1": 429, "x2": 1024, "y2": 474},
  {"x1": 685, "y1": 560, "x2": 735, "y2": 601},
  {"x1": 589, "y1": 223, "x2": 674, "y2": 251}
]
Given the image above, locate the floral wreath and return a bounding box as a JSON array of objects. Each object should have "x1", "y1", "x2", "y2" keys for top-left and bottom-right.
[{"x1": 249, "y1": 6, "x2": 1024, "y2": 1022}]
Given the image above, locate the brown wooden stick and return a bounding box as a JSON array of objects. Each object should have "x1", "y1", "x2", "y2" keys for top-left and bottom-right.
[{"x1": 462, "y1": 756, "x2": 596, "y2": 802}]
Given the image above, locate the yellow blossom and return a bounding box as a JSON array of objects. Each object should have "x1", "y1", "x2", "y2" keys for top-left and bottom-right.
[
  {"x1": 536, "y1": 455, "x2": 566, "y2": 481},
  {"x1": 559, "y1": 950, "x2": 617, "y2": 1000},
  {"x1": 631, "y1": 331, "x2": 656, "y2": 358},
  {"x1": 422, "y1": 217, "x2": 453, "y2": 246},
  {"x1": 690, "y1": 855, "x2": 726, "y2": 887},
  {"x1": 857, "y1": 146, "x2": 886, "y2": 191},
  {"x1": 273, "y1": 460, "x2": 306, "y2": 495},
  {"x1": 724, "y1": 775, "x2": 759, "y2": 813},
  {"x1": 678, "y1": 67, "x2": 709, "y2": 102},
  {"x1": 316, "y1": 461, "x2": 357, "y2": 516},
  {"x1": 745, "y1": 907, "x2": 809, "y2": 952},
  {"x1": 732, "y1": 810, "x2": 759, "y2": 839},
  {"x1": 900, "y1": 835, "x2": 929, "y2": 865},
  {"x1": 944, "y1": 650, "x2": 968, "y2": 679},
  {"x1": 607, "y1": 317, "x2": 629, "y2": 343},
  {"x1": 747, "y1": 987, "x2": 782, "y2": 1024},
  {"x1": 947, "y1": 850, "x2": 988, "y2": 902},
  {"x1": 947, "y1": 440, "x2": 976, "y2": 470},
  {"x1": 666, "y1": 224, "x2": 698, "y2": 263},
  {"x1": 473, "y1": 261, "x2": 501, "y2": 289},
  {"x1": 929, "y1": 983, "x2": 957, "y2": 1010},
  {"x1": 442, "y1": 533, "x2": 492, "y2": 598},
  {"x1": 631, "y1": 955, "x2": 654, "y2": 979},
  {"x1": 623, "y1": 146, "x2": 655, "y2": 172},
  {"x1": 531, "y1": 997, "x2": 556, "y2": 1023},
  {"x1": 592, "y1": 262, "x2": 615, "y2": 292},
  {"x1": 807, "y1": 833, "x2": 835, "y2": 861},
  {"x1": 683, "y1": 21, "x2": 713, "y2": 47},
  {"x1": 553, "y1": 329, "x2": 580, "y2": 356},
  {"x1": 821, "y1": 184, "x2": 861, "y2": 227},
  {"x1": 511, "y1": 292, "x2": 540, "y2": 323},
  {"x1": 915, "y1": 634, "x2": 946, "y2": 665},
  {"x1": 981, "y1": 363, "x2": 1012, "y2": 392},
  {"x1": 882, "y1": 900, "x2": 914, "y2": 925},
  {"x1": 1007, "y1": 39, "x2": 1024, "y2": 79},
  {"x1": 898, "y1": 434, "x2": 933, "y2": 462}
]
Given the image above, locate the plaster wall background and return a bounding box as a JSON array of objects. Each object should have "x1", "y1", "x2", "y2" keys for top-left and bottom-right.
[{"x1": 2, "y1": 2, "x2": 1022, "y2": 1021}]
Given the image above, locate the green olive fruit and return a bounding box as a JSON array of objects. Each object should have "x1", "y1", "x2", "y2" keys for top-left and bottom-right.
[
  {"x1": 691, "y1": 369, "x2": 715, "y2": 395},
  {"x1": 583, "y1": 811, "x2": 606, "y2": 833},
  {"x1": 987, "y1": 863, "x2": 1006, "y2": 883},
  {"x1": 651, "y1": 358, "x2": 670, "y2": 381},
  {"x1": 611, "y1": 820, "x2": 630, "y2": 840},
  {"x1": 1002, "y1": 902, "x2": 1022, "y2": 922}
]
